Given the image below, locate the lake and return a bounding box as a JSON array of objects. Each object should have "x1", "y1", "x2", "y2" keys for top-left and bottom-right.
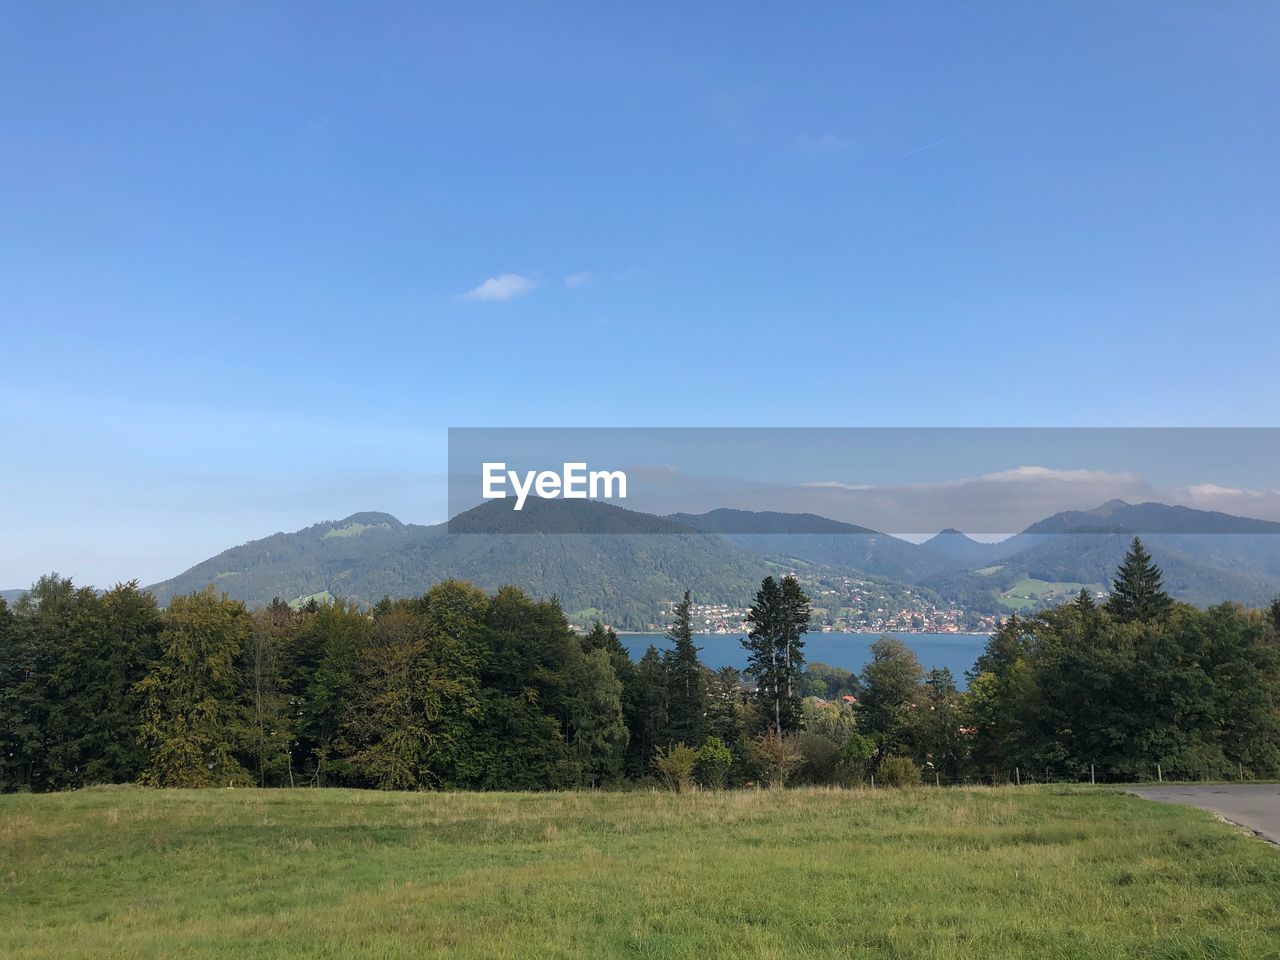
[{"x1": 620, "y1": 632, "x2": 988, "y2": 687}]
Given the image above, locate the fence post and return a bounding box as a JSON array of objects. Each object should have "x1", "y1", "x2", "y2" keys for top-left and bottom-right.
[
  {"x1": 935, "y1": 773, "x2": 940, "y2": 788},
  {"x1": 1015, "y1": 767, "x2": 1021, "y2": 786},
  {"x1": 1157, "y1": 763, "x2": 1162, "y2": 783},
  {"x1": 1239, "y1": 762, "x2": 1245, "y2": 782},
  {"x1": 1090, "y1": 764, "x2": 1096, "y2": 785},
  {"x1": 870, "y1": 775, "x2": 875, "y2": 789}
]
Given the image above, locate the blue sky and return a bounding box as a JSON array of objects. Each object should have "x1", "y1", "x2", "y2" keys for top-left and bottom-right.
[{"x1": 2, "y1": 3, "x2": 1279, "y2": 586}]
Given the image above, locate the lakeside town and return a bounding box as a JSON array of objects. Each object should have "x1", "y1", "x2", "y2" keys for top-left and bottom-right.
[{"x1": 653, "y1": 574, "x2": 1000, "y2": 636}]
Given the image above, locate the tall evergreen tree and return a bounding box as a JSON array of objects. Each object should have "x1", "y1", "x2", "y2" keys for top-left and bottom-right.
[
  {"x1": 778, "y1": 575, "x2": 812, "y2": 709},
  {"x1": 742, "y1": 575, "x2": 811, "y2": 734},
  {"x1": 628, "y1": 645, "x2": 669, "y2": 775},
  {"x1": 743, "y1": 576, "x2": 784, "y2": 733},
  {"x1": 664, "y1": 591, "x2": 705, "y2": 746},
  {"x1": 1074, "y1": 587, "x2": 1096, "y2": 612},
  {"x1": 1106, "y1": 537, "x2": 1171, "y2": 623}
]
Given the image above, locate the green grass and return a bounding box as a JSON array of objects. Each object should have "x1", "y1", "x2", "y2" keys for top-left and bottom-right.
[
  {"x1": 998, "y1": 579, "x2": 1102, "y2": 610},
  {"x1": 322, "y1": 521, "x2": 392, "y2": 539},
  {"x1": 286, "y1": 590, "x2": 334, "y2": 609},
  {"x1": 3, "y1": 786, "x2": 1278, "y2": 959}
]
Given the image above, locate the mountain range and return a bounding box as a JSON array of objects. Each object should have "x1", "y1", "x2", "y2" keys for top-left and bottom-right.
[{"x1": 7, "y1": 499, "x2": 1279, "y2": 629}]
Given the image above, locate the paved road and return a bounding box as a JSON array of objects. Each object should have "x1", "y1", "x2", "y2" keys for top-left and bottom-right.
[{"x1": 1130, "y1": 784, "x2": 1280, "y2": 844}]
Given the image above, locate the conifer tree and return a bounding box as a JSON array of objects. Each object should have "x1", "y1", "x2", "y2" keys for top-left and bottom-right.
[
  {"x1": 1106, "y1": 537, "x2": 1171, "y2": 623},
  {"x1": 628, "y1": 645, "x2": 669, "y2": 775},
  {"x1": 664, "y1": 591, "x2": 705, "y2": 746},
  {"x1": 1074, "y1": 587, "x2": 1096, "y2": 612},
  {"x1": 779, "y1": 575, "x2": 812, "y2": 708},
  {"x1": 743, "y1": 575, "x2": 811, "y2": 734}
]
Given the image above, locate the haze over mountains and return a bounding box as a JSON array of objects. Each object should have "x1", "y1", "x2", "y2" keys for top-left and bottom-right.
[{"x1": 53, "y1": 498, "x2": 1268, "y2": 630}]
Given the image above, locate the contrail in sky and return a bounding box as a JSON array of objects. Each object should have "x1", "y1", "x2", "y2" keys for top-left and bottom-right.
[{"x1": 905, "y1": 121, "x2": 994, "y2": 157}]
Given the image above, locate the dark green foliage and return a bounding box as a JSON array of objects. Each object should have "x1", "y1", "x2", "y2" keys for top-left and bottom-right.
[
  {"x1": 966, "y1": 614, "x2": 1034, "y2": 774},
  {"x1": 0, "y1": 596, "x2": 42, "y2": 790},
  {"x1": 876, "y1": 755, "x2": 922, "y2": 787},
  {"x1": 742, "y1": 575, "x2": 811, "y2": 734},
  {"x1": 856, "y1": 636, "x2": 923, "y2": 758},
  {"x1": 968, "y1": 598, "x2": 1280, "y2": 781},
  {"x1": 343, "y1": 586, "x2": 484, "y2": 789},
  {"x1": 564, "y1": 647, "x2": 629, "y2": 787},
  {"x1": 913, "y1": 668, "x2": 966, "y2": 780},
  {"x1": 4, "y1": 537, "x2": 1280, "y2": 793},
  {"x1": 663, "y1": 592, "x2": 705, "y2": 747},
  {"x1": 1106, "y1": 537, "x2": 1172, "y2": 623},
  {"x1": 835, "y1": 732, "x2": 875, "y2": 785},
  {"x1": 137, "y1": 588, "x2": 253, "y2": 787},
  {"x1": 292, "y1": 600, "x2": 367, "y2": 786},
  {"x1": 791, "y1": 731, "x2": 840, "y2": 785},
  {"x1": 626, "y1": 645, "x2": 669, "y2": 777},
  {"x1": 243, "y1": 600, "x2": 297, "y2": 787},
  {"x1": 798, "y1": 662, "x2": 859, "y2": 700}
]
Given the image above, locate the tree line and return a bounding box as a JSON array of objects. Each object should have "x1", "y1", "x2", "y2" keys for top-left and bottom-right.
[{"x1": 2, "y1": 539, "x2": 1279, "y2": 792}]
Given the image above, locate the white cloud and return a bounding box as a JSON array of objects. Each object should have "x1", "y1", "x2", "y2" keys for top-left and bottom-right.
[
  {"x1": 980, "y1": 466, "x2": 1139, "y2": 484},
  {"x1": 460, "y1": 274, "x2": 535, "y2": 302},
  {"x1": 1185, "y1": 482, "x2": 1273, "y2": 500},
  {"x1": 565, "y1": 271, "x2": 591, "y2": 289}
]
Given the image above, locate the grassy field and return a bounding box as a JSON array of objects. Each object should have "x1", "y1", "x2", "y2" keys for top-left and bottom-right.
[
  {"x1": 998, "y1": 578, "x2": 1102, "y2": 611},
  {"x1": 3, "y1": 786, "x2": 1278, "y2": 959}
]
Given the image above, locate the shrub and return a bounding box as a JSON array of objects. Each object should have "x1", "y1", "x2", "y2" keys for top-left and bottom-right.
[
  {"x1": 876, "y1": 755, "x2": 922, "y2": 787},
  {"x1": 751, "y1": 732, "x2": 802, "y2": 788},
  {"x1": 653, "y1": 743, "x2": 698, "y2": 792},
  {"x1": 696, "y1": 737, "x2": 733, "y2": 790},
  {"x1": 792, "y1": 731, "x2": 840, "y2": 785},
  {"x1": 835, "y1": 732, "x2": 875, "y2": 786}
]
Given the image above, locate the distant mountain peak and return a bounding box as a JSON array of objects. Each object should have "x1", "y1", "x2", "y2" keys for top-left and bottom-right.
[
  {"x1": 448, "y1": 497, "x2": 702, "y2": 534},
  {"x1": 1023, "y1": 500, "x2": 1280, "y2": 536},
  {"x1": 669, "y1": 508, "x2": 878, "y2": 535},
  {"x1": 334, "y1": 511, "x2": 403, "y2": 528},
  {"x1": 921, "y1": 527, "x2": 1004, "y2": 565}
]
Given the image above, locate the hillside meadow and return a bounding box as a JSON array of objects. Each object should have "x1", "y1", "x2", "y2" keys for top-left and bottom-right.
[{"x1": 2, "y1": 785, "x2": 1278, "y2": 959}]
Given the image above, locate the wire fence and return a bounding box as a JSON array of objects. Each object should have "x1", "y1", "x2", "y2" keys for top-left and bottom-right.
[{"x1": 901, "y1": 762, "x2": 1273, "y2": 788}]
